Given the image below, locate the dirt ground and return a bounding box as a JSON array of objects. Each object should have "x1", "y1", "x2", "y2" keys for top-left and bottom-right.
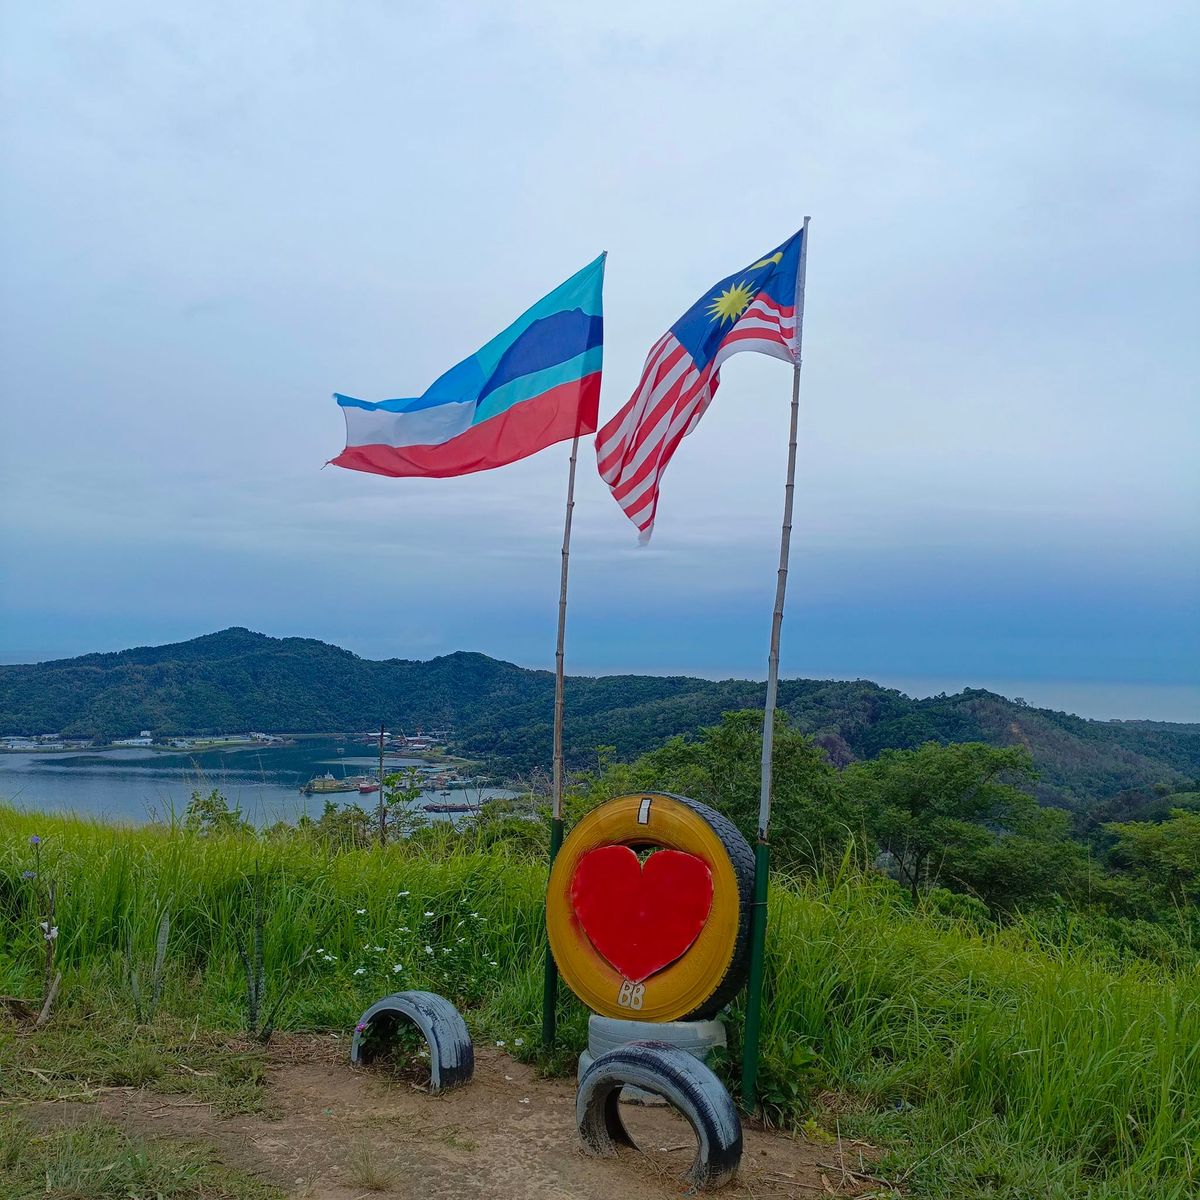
[{"x1": 27, "y1": 1036, "x2": 887, "y2": 1198}]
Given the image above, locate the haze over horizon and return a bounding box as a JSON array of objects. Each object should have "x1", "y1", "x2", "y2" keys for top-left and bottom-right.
[{"x1": 2, "y1": 4, "x2": 1197, "y2": 723}]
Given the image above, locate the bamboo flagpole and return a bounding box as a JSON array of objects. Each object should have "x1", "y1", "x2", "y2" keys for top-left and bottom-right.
[
  {"x1": 741, "y1": 216, "x2": 811, "y2": 1109},
  {"x1": 541, "y1": 433, "x2": 581, "y2": 1048}
]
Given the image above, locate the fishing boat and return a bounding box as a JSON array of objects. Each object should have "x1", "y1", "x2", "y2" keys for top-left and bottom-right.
[{"x1": 358, "y1": 779, "x2": 380, "y2": 795}]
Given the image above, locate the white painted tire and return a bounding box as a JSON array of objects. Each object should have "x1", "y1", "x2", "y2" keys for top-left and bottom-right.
[{"x1": 588, "y1": 1014, "x2": 727, "y2": 1061}]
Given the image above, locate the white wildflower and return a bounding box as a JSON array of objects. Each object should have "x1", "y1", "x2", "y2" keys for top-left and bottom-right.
[
  {"x1": 423, "y1": 910, "x2": 434, "y2": 917},
  {"x1": 355, "y1": 908, "x2": 366, "y2": 915},
  {"x1": 354, "y1": 967, "x2": 366, "y2": 976},
  {"x1": 398, "y1": 890, "x2": 410, "y2": 897},
  {"x1": 424, "y1": 945, "x2": 434, "y2": 955},
  {"x1": 495, "y1": 1040, "x2": 506, "y2": 1047},
  {"x1": 373, "y1": 945, "x2": 385, "y2": 953},
  {"x1": 392, "y1": 963, "x2": 403, "y2": 974},
  {"x1": 514, "y1": 1038, "x2": 524, "y2": 1047}
]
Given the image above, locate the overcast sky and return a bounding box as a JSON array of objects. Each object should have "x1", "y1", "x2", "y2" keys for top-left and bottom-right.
[{"x1": 1, "y1": 2, "x2": 1197, "y2": 720}]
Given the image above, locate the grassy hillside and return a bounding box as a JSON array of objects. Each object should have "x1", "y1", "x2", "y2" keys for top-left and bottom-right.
[
  {"x1": 2, "y1": 627, "x2": 1197, "y2": 811},
  {"x1": 2, "y1": 805, "x2": 1197, "y2": 1199}
]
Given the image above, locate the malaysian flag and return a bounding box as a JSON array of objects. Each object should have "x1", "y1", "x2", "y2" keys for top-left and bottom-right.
[{"x1": 595, "y1": 229, "x2": 805, "y2": 542}]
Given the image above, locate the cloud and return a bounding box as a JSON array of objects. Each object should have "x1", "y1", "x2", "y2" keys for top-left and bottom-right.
[{"x1": 1, "y1": 2, "x2": 1196, "y2": 716}]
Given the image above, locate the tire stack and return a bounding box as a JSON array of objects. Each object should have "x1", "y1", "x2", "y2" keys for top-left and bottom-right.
[{"x1": 546, "y1": 792, "x2": 755, "y2": 1190}]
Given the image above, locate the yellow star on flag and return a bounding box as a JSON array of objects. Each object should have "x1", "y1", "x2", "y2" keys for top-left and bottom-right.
[{"x1": 707, "y1": 280, "x2": 756, "y2": 324}]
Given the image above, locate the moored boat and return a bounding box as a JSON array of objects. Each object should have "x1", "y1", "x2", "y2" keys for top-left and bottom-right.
[{"x1": 301, "y1": 772, "x2": 372, "y2": 795}]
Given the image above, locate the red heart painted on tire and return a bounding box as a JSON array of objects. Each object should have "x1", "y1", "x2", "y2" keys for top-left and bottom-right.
[{"x1": 570, "y1": 845, "x2": 714, "y2": 983}]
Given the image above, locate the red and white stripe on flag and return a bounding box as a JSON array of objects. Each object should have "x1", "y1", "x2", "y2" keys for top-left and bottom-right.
[{"x1": 595, "y1": 293, "x2": 796, "y2": 543}]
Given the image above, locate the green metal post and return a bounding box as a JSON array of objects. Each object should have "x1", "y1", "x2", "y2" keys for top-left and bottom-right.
[
  {"x1": 741, "y1": 839, "x2": 771, "y2": 1109},
  {"x1": 540, "y1": 816, "x2": 565, "y2": 1048}
]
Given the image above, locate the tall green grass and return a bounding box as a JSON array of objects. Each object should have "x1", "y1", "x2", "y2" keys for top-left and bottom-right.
[
  {"x1": 2, "y1": 806, "x2": 1196, "y2": 1198},
  {"x1": 758, "y1": 867, "x2": 1199, "y2": 1196},
  {"x1": 0, "y1": 807, "x2": 571, "y2": 1045}
]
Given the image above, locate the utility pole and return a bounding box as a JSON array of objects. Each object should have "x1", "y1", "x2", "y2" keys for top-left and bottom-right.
[{"x1": 377, "y1": 720, "x2": 387, "y2": 846}]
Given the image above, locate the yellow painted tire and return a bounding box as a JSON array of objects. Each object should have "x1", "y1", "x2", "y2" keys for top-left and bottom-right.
[{"x1": 547, "y1": 792, "x2": 754, "y2": 1021}]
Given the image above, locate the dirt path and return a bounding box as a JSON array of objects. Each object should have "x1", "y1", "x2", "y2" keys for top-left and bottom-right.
[{"x1": 29, "y1": 1037, "x2": 884, "y2": 1198}]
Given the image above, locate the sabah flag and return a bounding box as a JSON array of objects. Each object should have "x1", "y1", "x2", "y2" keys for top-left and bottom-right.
[
  {"x1": 332, "y1": 255, "x2": 605, "y2": 478},
  {"x1": 594, "y1": 230, "x2": 804, "y2": 542}
]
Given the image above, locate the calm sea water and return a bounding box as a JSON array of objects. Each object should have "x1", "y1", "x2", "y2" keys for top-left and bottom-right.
[{"x1": 0, "y1": 739, "x2": 514, "y2": 827}]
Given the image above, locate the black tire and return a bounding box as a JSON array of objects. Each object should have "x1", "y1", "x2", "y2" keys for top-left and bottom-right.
[
  {"x1": 577, "y1": 1041, "x2": 743, "y2": 1191},
  {"x1": 577, "y1": 1049, "x2": 667, "y2": 1105},
  {"x1": 658, "y1": 793, "x2": 754, "y2": 1019},
  {"x1": 350, "y1": 990, "x2": 474, "y2": 1094}
]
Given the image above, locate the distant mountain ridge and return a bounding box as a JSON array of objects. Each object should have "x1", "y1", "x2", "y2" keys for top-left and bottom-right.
[{"x1": 2, "y1": 627, "x2": 1197, "y2": 811}]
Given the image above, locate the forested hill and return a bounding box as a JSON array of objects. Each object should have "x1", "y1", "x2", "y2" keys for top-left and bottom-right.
[{"x1": 2, "y1": 627, "x2": 1197, "y2": 811}]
